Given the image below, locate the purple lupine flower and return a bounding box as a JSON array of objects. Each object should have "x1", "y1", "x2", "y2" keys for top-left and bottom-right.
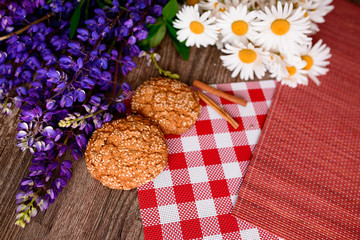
[{"x1": 10, "y1": 0, "x2": 169, "y2": 228}]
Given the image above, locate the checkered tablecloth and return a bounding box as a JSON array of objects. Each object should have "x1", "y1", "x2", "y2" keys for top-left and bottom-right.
[{"x1": 137, "y1": 80, "x2": 281, "y2": 240}]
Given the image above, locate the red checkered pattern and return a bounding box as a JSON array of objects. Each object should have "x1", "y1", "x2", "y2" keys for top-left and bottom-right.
[{"x1": 138, "y1": 81, "x2": 281, "y2": 240}]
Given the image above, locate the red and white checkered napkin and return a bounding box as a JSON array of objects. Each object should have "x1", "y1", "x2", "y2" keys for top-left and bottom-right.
[{"x1": 137, "y1": 81, "x2": 281, "y2": 240}]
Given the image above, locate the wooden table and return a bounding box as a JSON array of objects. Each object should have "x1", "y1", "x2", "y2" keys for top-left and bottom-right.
[
  {"x1": 0, "y1": 36, "x2": 246, "y2": 240},
  {"x1": 4, "y1": 0, "x2": 359, "y2": 235}
]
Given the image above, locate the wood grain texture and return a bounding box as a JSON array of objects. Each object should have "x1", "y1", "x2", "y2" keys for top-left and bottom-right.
[{"x1": 0, "y1": 35, "x2": 255, "y2": 240}]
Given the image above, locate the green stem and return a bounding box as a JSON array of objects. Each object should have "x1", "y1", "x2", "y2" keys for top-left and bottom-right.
[
  {"x1": 0, "y1": 14, "x2": 53, "y2": 41},
  {"x1": 119, "y1": 6, "x2": 130, "y2": 12},
  {"x1": 3, "y1": 96, "x2": 9, "y2": 106},
  {"x1": 83, "y1": 109, "x2": 104, "y2": 120},
  {"x1": 151, "y1": 53, "x2": 163, "y2": 72},
  {"x1": 150, "y1": 53, "x2": 180, "y2": 79}
]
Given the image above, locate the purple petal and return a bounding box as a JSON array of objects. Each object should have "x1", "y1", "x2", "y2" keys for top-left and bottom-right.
[
  {"x1": 115, "y1": 102, "x2": 126, "y2": 113},
  {"x1": 47, "y1": 68, "x2": 60, "y2": 79},
  {"x1": 77, "y1": 90, "x2": 86, "y2": 102},
  {"x1": 16, "y1": 131, "x2": 27, "y2": 139},
  {"x1": 59, "y1": 145, "x2": 67, "y2": 157},
  {"x1": 35, "y1": 141, "x2": 44, "y2": 151},
  {"x1": 28, "y1": 137, "x2": 35, "y2": 147},
  {"x1": 44, "y1": 112, "x2": 54, "y2": 122},
  {"x1": 127, "y1": 36, "x2": 136, "y2": 45},
  {"x1": 25, "y1": 190, "x2": 34, "y2": 197},
  {"x1": 49, "y1": 189, "x2": 57, "y2": 199},
  {"x1": 35, "y1": 179, "x2": 45, "y2": 188},
  {"x1": 103, "y1": 113, "x2": 112, "y2": 123},
  {"x1": 43, "y1": 126, "x2": 56, "y2": 138},
  {"x1": 29, "y1": 165, "x2": 38, "y2": 172},
  {"x1": 55, "y1": 179, "x2": 61, "y2": 189},
  {"x1": 77, "y1": 57, "x2": 83, "y2": 69},
  {"x1": 20, "y1": 178, "x2": 33, "y2": 186},
  {"x1": 124, "y1": 19, "x2": 133, "y2": 28},
  {"x1": 75, "y1": 134, "x2": 87, "y2": 149},
  {"x1": 59, "y1": 55, "x2": 72, "y2": 64},
  {"x1": 44, "y1": 141, "x2": 54, "y2": 151},
  {"x1": 60, "y1": 96, "x2": 66, "y2": 108},
  {"x1": 45, "y1": 171, "x2": 53, "y2": 182},
  {"x1": 16, "y1": 192, "x2": 26, "y2": 200},
  {"x1": 68, "y1": 41, "x2": 81, "y2": 50},
  {"x1": 50, "y1": 162, "x2": 58, "y2": 170},
  {"x1": 46, "y1": 100, "x2": 56, "y2": 110},
  {"x1": 16, "y1": 204, "x2": 26, "y2": 213},
  {"x1": 59, "y1": 178, "x2": 67, "y2": 187},
  {"x1": 30, "y1": 208, "x2": 38, "y2": 217},
  {"x1": 62, "y1": 160, "x2": 72, "y2": 169},
  {"x1": 22, "y1": 110, "x2": 35, "y2": 118},
  {"x1": 121, "y1": 83, "x2": 131, "y2": 93},
  {"x1": 65, "y1": 95, "x2": 73, "y2": 107},
  {"x1": 18, "y1": 122, "x2": 28, "y2": 130},
  {"x1": 71, "y1": 150, "x2": 82, "y2": 161}
]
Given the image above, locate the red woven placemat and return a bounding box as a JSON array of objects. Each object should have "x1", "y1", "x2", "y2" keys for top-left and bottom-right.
[{"x1": 232, "y1": 1, "x2": 360, "y2": 239}]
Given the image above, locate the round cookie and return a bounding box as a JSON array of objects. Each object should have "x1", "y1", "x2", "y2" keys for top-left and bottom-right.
[
  {"x1": 131, "y1": 77, "x2": 201, "y2": 135},
  {"x1": 85, "y1": 115, "x2": 168, "y2": 190}
]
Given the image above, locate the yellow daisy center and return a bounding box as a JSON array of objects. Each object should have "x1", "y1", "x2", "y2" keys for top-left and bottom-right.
[
  {"x1": 286, "y1": 66, "x2": 297, "y2": 76},
  {"x1": 271, "y1": 19, "x2": 290, "y2": 36},
  {"x1": 238, "y1": 49, "x2": 257, "y2": 64},
  {"x1": 231, "y1": 21, "x2": 248, "y2": 36},
  {"x1": 304, "y1": 11, "x2": 308, "y2": 17},
  {"x1": 214, "y1": 3, "x2": 226, "y2": 12},
  {"x1": 190, "y1": 21, "x2": 204, "y2": 34},
  {"x1": 186, "y1": 0, "x2": 199, "y2": 6},
  {"x1": 302, "y1": 55, "x2": 313, "y2": 70}
]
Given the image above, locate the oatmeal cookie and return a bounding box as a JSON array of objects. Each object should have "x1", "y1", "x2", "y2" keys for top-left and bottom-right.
[
  {"x1": 131, "y1": 77, "x2": 201, "y2": 135},
  {"x1": 85, "y1": 115, "x2": 168, "y2": 190}
]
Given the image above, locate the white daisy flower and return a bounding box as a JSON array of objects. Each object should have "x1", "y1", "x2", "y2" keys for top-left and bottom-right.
[
  {"x1": 294, "y1": 0, "x2": 318, "y2": 11},
  {"x1": 306, "y1": 0, "x2": 334, "y2": 34},
  {"x1": 252, "y1": 2, "x2": 311, "y2": 54},
  {"x1": 226, "y1": 0, "x2": 251, "y2": 8},
  {"x1": 217, "y1": 4, "x2": 257, "y2": 44},
  {"x1": 307, "y1": 0, "x2": 334, "y2": 23},
  {"x1": 294, "y1": 0, "x2": 320, "y2": 34},
  {"x1": 221, "y1": 42, "x2": 269, "y2": 80},
  {"x1": 300, "y1": 39, "x2": 331, "y2": 85},
  {"x1": 278, "y1": 55, "x2": 308, "y2": 87},
  {"x1": 174, "y1": 5, "x2": 219, "y2": 48},
  {"x1": 215, "y1": 36, "x2": 224, "y2": 50},
  {"x1": 198, "y1": 0, "x2": 229, "y2": 17},
  {"x1": 248, "y1": 0, "x2": 278, "y2": 10},
  {"x1": 265, "y1": 53, "x2": 288, "y2": 81}
]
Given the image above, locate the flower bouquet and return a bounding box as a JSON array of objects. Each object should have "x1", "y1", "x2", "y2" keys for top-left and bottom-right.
[{"x1": 171, "y1": 0, "x2": 333, "y2": 87}]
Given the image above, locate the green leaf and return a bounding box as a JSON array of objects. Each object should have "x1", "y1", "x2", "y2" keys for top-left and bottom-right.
[
  {"x1": 149, "y1": 23, "x2": 167, "y2": 48},
  {"x1": 104, "y1": 0, "x2": 113, "y2": 5},
  {"x1": 95, "y1": 0, "x2": 105, "y2": 8},
  {"x1": 138, "y1": 38, "x2": 150, "y2": 50},
  {"x1": 138, "y1": 23, "x2": 163, "y2": 50},
  {"x1": 152, "y1": 18, "x2": 164, "y2": 26},
  {"x1": 70, "y1": 0, "x2": 85, "y2": 39},
  {"x1": 85, "y1": 0, "x2": 90, "y2": 20},
  {"x1": 162, "y1": 0, "x2": 179, "y2": 20},
  {"x1": 147, "y1": 23, "x2": 163, "y2": 41},
  {"x1": 166, "y1": 21, "x2": 189, "y2": 60}
]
